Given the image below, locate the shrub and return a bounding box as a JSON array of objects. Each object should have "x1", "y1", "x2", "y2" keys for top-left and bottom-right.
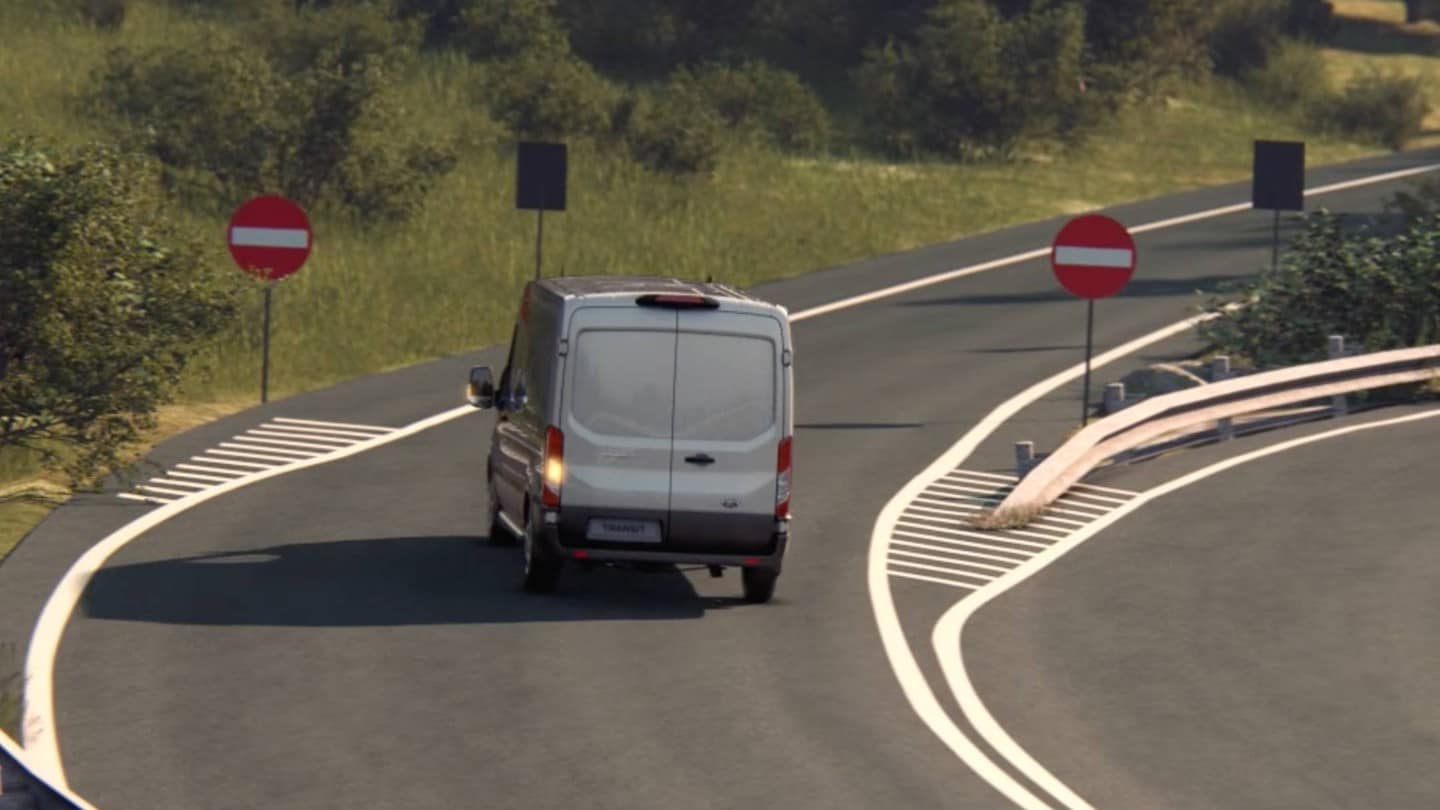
[
  {"x1": 1386, "y1": 176, "x2": 1440, "y2": 222},
  {"x1": 484, "y1": 53, "x2": 618, "y2": 139},
  {"x1": 1198, "y1": 211, "x2": 1440, "y2": 368},
  {"x1": 1244, "y1": 40, "x2": 1331, "y2": 109},
  {"x1": 667, "y1": 62, "x2": 830, "y2": 151},
  {"x1": 1317, "y1": 67, "x2": 1432, "y2": 149},
  {"x1": 1286, "y1": 0, "x2": 1337, "y2": 41},
  {"x1": 854, "y1": 0, "x2": 1088, "y2": 159},
  {"x1": 79, "y1": 0, "x2": 126, "y2": 29},
  {"x1": 0, "y1": 140, "x2": 241, "y2": 486},
  {"x1": 1210, "y1": 0, "x2": 1287, "y2": 77},
  {"x1": 616, "y1": 89, "x2": 726, "y2": 176},
  {"x1": 258, "y1": 0, "x2": 421, "y2": 77}
]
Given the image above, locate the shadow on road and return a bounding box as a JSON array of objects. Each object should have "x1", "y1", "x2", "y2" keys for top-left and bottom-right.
[
  {"x1": 81, "y1": 536, "x2": 744, "y2": 626},
  {"x1": 898, "y1": 275, "x2": 1239, "y2": 307}
]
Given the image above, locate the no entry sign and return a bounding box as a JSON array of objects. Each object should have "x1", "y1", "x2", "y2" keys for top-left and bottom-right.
[
  {"x1": 227, "y1": 195, "x2": 312, "y2": 281},
  {"x1": 1050, "y1": 214, "x2": 1136, "y2": 300}
]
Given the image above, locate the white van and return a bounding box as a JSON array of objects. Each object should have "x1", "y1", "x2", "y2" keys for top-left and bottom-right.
[{"x1": 466, "y1": 277, "x2": 794, "y2": 603}]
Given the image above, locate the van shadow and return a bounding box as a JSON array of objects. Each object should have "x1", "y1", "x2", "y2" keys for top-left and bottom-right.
[{"x1": 81, "y1": 536, "x2": 739, "y2": 626}]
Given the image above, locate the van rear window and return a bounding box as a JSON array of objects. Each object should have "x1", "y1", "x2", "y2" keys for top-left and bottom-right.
[
  {"x1": 674, "y1": 333, "x2": 776, "y2": 441},
  {"x1": 569, "y1": 329, "x2": 676, "y2": 439}
]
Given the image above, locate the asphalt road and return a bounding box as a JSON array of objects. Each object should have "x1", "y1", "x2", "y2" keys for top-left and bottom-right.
[
  {"x1": 1, "y1": 148, "x2": 1437, "y2": 809},
  {"x1": 965, "y1": 404, "x2": 1440, "y2": 809}
]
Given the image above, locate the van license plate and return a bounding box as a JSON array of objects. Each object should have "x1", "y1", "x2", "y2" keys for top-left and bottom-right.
[{"x1": 586, "y1": 519, "x2": 662, "y2": 543}]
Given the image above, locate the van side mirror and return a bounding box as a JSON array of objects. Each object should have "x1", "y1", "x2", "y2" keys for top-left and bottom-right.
[{"x1": 466, "y1": 366, "x2": 495, "y2": 409}]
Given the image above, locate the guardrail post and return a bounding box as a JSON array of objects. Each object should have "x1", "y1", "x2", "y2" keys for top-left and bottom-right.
[
  {"x1": 1210, "y1": 355, "x2": 1231, "y2": 382},
  {"x1": 1015, "y1": 441, "x2": 1035, "y2": 477},
  {"x1": 1327, "y1": 335, "x2": 1349, "y2": 416},
  {"x1": 1103, "y1": 383, "x2": 1126, "y2": 414}
]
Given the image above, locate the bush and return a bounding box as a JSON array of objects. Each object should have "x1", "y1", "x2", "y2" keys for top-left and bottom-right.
[
  {"x1": 666, "y1": 62, "x2": 829, "y2": 151},
  {"x1": 1386, "y1": 176, "x2": 1440, "y2": 222},
  {"x1": 258, "y1": 0, "x2": 421, "y2": 77},
  {"x1": 1317, "y1": 67, "x2": 1432, "y2": 149},
  {"x1": 79, "y1": 0, "x2": 126, "y2": 29},
  {"x1": 0, "y1": 140, "x2": 241, "y2": 486},
  {"x1": 1199, "y1": 211, "x2": 1440, "y2": 368},
  {"x1": 615, "y1": 89, "x2": 726, "y2": 176},
  {"x1": 1286, "y1": 0, "x2": 1337, "y2": 41},
  {"x1": 484, "y1": 53, "x2": 618, "y2": 139},
  {"x1": 1244, "y1": 40, "x2": 1331, "y2": 109},
  {"x1": 1210, "y1": 0, "x2": 1287, "y2": 77},
  {"x1": 90, "y1": 32, "x2": 455, "y2": 222},
  {"x1": 854, "y1": 0, "x2": 1088, "y2": 159}
]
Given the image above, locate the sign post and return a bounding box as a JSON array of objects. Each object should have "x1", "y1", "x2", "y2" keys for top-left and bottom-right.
[
  {"x1": 516, "y1": 142, "x2": 568, "y2": 280},
  {"x1": 1050, "y1": 214, "x2": 1138, "y2": 426},
  {"x1": 226, "y1": 195, "x2": 313, "y2": 404},
  {"x1": 1252, "y1": 140, "x2": 1306, "y2": 274}
]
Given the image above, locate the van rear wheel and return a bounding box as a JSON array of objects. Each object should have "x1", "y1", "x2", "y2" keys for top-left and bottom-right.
[
  {"x1": 741, "y1": 568, "x2": 778, "y2": 604},
  {"x1": 522, "y1": 512, "x2": 562, "y2": 593}
]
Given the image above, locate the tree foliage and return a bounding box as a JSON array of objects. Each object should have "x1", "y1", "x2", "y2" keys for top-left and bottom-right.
[{"x1": 0, "y1": 141, "x2": 241, "y2": 486}]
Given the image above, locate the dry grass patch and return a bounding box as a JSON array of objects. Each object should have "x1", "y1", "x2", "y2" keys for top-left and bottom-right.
[{"x1": 970, "y1": 503, "x2": 1046, "y2": 530}]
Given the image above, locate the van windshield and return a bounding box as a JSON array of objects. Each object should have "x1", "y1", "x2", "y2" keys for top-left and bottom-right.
[
  {"x1": 674, "y1": 332, "x2": 776, "y2": 441},
  {"x1": 569, "y1": 329, "x2": 676, "y2": 439}
]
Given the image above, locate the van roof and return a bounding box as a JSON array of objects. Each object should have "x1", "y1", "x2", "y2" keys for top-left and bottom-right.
[{"x1": 537, "y1": 276, "x2": 772, "y2": 309}]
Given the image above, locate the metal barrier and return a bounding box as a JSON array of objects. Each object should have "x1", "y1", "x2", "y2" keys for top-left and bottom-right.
[{"x1": 989, "y1": 341, "x2": 1440, "y2": 523}]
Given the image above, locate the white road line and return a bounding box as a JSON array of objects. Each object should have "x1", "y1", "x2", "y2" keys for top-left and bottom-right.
[
  {"x1": 896, "y1": 521, "x2": 1050, "y2": 551},
  {"x1": 888, "y1": 569, "x2": 981, "y2": 590},
  {"x1": 233, "y1": 435, "x2": 346, "y2": 452},
  {"x1": 22, "y1": 406, "x2": 477, "y2": 789},
  {"x1": 210, "y1": 447, "x2": 306, "y2": 463},
  {"x1": 245, "y1": 429, "x2": 355, "y2": 445},
  {"x1": 891, "y1": 539, "x2": 1024, "y2": 568},
  {"x1": 189, "y1": 456, "x2": 274, "y2": 471},
  {"x1": 932, "y1": 406, "x2": 1440, "y2": 810},
  {"x1": 134, "y1": 484, "x2": 195, "y2": 498},
  {"x1": 1054, "y1": 490, "x2": 1130, "y2": 506},
  {"x1": 1026, "y1": 514, "x2": 1088, "y2": 528},
  {"x1": 173, "y1": 463, "x2": 246, "y2": 477},
  {"x1": 164, "y1": 471, "x2": 233, "y2": 484},
  {"x1": 890, "y1": 558, "x2": 994, "y2": 583},
  {"x1": 890, "y1": 548, "x2": 1010, "y2": 575},
  {"x1": 256, "y1": 423, "x2": 387, "y2": 440},
  {"x1": 925, "y1": 483, "x2": 1008, "y2": 499},
  {"x1": 946, "y1": 470, "x2": 1020, "y2": 484},
  {"x1": 1028, "y1": 503, "x2": 1110, "y2": 519},
  {"x1": 272, "y1": 416, "x2": 394, "y2": 433},
  {"x1": 900, "y1": 511, "x2": 1064, "y2": 543}
]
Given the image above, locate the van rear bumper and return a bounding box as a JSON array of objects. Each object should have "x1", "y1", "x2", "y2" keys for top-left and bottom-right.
[{"x1": 538, "y1": 521, "x2": 787, "y2": 571}]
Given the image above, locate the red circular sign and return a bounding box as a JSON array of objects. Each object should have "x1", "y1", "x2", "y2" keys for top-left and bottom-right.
[
  {"x1": 226, "y1": 195, "x2": 313, "y2": 281},
  {"x1": 1050, "y1": 214, "x2": 1136, "y2": 300}
]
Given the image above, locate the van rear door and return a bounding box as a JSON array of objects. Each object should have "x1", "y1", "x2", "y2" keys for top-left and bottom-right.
[
  {"x1": 667, "y1": 310, "x2": 785, "y2": 554},
  {"x1": 559, "y1": 306, "x2": 677, "y2": 544}
]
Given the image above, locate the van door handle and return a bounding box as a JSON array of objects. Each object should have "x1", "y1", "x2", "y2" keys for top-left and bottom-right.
[{"x1": 684, "y1": 454, "x2": 716, "y2": 466}]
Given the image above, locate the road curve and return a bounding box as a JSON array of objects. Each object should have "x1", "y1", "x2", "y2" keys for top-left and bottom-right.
[
  {"x1": 963, "y1": 405, "x2": 1440, "y2": 809},
  {"x1": 0, "y1": 148, "x2": 1434, "y2": 809}
]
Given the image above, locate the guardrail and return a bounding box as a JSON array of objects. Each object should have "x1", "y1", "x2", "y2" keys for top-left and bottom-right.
[{"x1": 985, "y1": 341, "x2": 1440, "y2": 525}]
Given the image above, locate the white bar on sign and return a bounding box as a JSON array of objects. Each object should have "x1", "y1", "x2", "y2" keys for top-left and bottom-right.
[
  {"x1": 1054, "y1": 246, "x2": 1133, "y2": 268},
  {"x1": 230, "y1": 227, "x2": 309, "y2": 249}
]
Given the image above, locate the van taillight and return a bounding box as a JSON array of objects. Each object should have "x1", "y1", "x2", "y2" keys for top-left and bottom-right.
[
  {"x1": 542, "y1": 426, "x2": 564, "y2": 508},
  {"x1": 775, "y1": 436, "x2": 792, "y2": 519}
]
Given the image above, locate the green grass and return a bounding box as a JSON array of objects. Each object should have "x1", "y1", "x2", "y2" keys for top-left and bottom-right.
[{"x1": 0, "y1": 0, "x2": 1434, "y2": 546}]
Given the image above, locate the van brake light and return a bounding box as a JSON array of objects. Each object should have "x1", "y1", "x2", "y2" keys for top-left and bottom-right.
[
  {"x1": 775, "y1": 436, "x2": 792, "y2": 520},
  {"x1": 543, "y1": 426, "x2": 564, "y2": 508},
  {"x1": 636, "y1": 294, "x2": 719, "y2": 309}
]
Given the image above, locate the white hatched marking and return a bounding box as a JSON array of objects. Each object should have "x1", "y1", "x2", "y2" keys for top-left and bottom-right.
[
  {"x1": 1028, "y1": 514, "x2": 1088, "y2": 529},
  {"x1": 1068, "y1": 482, "x2": 1139, "y2": 498},
  {"x1": 888, "y1": 569, "x2": 980, "y2": 590},
  {"x1": 890, "y1": 548, "x2": 1009, "y2": 575},
  {"x1": 165, "y1": 471, "x2": 233, "y2": 484},
  {"x1": 117, "y1": 492, "x2": 173, "y2": 504},
  {"x1": 246, "y1": 429, "x2": 355, "y2": 445},
  {"x1": 929, "y1": 482, "x2": 1010, "y2": 498},
  {"x1": 256, "y1": 422, "x2": 386, "y2": 440},
  {"x1": 899, "y1": 511, "x2": 1064, "y2": 544},
  {"x1": 273, "y1": 416, "x2": 394, "y2": 433},
  {"x1": 231, "y1": 435, "x2": 339, "y2": 452},
  {"x1": 136, "y1": 484, "x2": 196, "y2": 498},
  {"x1": 889, "y1": 558, "x2": 993, "y2": 584},
  {"x1": 194, "y1": 454, "x2": 281, "y2": 469},
  {"x1": 1056, "y1": 489, "x2": 1130, "y2": 506},
  {"x1": 891, "y1": 538, "x2": 1029, "y2": 568},
  {"x1": 944, "y1": 469, "x2": 1019, "y2": 484},
  {"x1": 144, "y1": 478, "x2": 207, "y2": 491},
  {"x1": 892, "y1": 529, "x2": 1033, "y2": 562},
  {"x1": 220, "y1": 441, "x2": 314, "y2": 458},
  {"x1": 212, "y1": 446, "x2": 308, "y2": 463},
  {"x1": 174, "y1": 463, "x2": 247, "y2": 477},
  {"x1": 894, "y1": 522, "x2": 1048, "y2": 552}
]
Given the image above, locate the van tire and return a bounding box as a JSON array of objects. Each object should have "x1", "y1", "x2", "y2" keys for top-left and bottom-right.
[
  {"x1": 522, "y1": 511, "x2": 562, "y2": 593},
  {"x1": 741, "y1": 568, "x2": 778, "y2": 604}
]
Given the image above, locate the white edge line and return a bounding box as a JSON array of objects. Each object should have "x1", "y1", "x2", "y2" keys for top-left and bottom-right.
[
  {"x1": 21, "y1": 405, "x2": 477, "y2": 790},
  {"x1": 933, "y1": 406, "x2": 1440, "y2": 810}
]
